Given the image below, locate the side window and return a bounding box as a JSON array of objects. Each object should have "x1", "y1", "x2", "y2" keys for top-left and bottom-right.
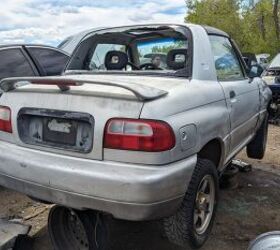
[
  {"x1": 0, "y1": 49, "x2": 35, "y2": 80},
  {"x1": 88, "y1": 44, "x2": 126, "y2": 70},
  {"x1": 27, "y1": 48, "x2": 69, "y2": 76},
  {"x1": 209, "y1": 36, "x2": 245, "y2": 81}
]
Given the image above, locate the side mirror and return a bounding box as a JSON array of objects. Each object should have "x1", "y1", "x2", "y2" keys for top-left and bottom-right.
[{"x1": 248, "y1": 64, "x2": 264, "y2": 78}]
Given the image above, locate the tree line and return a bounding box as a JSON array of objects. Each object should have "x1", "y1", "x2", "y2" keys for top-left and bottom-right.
[{"x1": 185, "y1": 0, "x2": 280, "y2": 57}]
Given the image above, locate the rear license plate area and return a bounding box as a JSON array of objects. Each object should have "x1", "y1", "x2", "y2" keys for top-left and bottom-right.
[
  {"x1": 43, "y1": 118, "x2": 78, "y2": 146},
  {"x1": 18, "y1": 108, "x2": 94, "y2": 153}
]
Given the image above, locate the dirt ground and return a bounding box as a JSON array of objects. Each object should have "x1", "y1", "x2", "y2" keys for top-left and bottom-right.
[{"x1": 1, "y1": 125, "x2": 280, "y2": 250}]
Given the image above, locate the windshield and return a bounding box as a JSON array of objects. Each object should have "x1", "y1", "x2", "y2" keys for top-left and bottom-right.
[
  {"x1": 137, "y1": 38, "x2": 187, "y2": 69},
  {"x1": 270, "y1": 54, "x2": 280, "y2": 68},
  {"x1": 66, "y1": 26, "x2": 190, "y2": 77}
]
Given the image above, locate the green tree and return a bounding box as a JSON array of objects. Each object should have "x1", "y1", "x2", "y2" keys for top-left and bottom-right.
[
  {"x1": 185, "y1": 0, "x2": 280, "y2": 57},
  {"x1": 273, "y1": 0, "x2": 280, "y2": 40},
  {"x1": 151, "y1": 40, "x2": 186, "y2": 53},
  {"x1": 186, "y1": 0, "x2": 244, "y2": 41},
  {"x1": 241, "y1": 0, "x2": 279, "y2": 55}
]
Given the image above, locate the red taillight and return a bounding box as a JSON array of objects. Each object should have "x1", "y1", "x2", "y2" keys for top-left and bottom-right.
[
  {"x1": 0, "y1": 106, "x2": 12, "y2": 133},
  {"x1": 104, "y1": 118, "x2": 175, "y2": 152}
]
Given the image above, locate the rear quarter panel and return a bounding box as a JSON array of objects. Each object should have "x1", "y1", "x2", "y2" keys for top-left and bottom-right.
[{"x1": 105, "y1": 80, "x2": 230, "y2": 168}]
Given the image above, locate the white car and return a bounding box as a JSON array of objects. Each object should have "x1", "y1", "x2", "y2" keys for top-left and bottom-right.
[{"x1": 0, "y1": 24, "x2": 271, "y2": 250}]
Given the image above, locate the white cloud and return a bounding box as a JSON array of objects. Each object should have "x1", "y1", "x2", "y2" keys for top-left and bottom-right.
[{"x1": 0, "y1": 0, "x2": 186, "y2": 46}]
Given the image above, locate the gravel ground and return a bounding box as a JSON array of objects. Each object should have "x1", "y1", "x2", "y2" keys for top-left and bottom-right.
[{"x1": 0, "y1": 125, "x2": 279, "y2": 250}]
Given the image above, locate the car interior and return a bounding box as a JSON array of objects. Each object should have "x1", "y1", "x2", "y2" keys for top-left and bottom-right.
[{"x1": 67, "y1": 26, "x2": 189, "y2": 75}]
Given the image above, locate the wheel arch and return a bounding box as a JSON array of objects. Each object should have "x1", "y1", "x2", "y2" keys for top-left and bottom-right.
[{"x1": 197, "y1": 138, "x2": 225, "y2": 169}]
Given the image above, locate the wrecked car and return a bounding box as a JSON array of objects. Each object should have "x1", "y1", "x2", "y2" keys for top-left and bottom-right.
[
  {"x1": 257, "y1": 53, "x2": 270, "y2": 69},
  {"x1": 262, "y1": 53, "x2": 280, "y2": 121},
  {"x1": 0, "y1": 44, "x2": 69, "y2": 80},
  {"x1": 0, "y1": 24, "x2": 272, "y2": 249}
]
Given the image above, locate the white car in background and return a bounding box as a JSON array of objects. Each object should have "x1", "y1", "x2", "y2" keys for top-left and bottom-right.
[
  {"x1": 257, "y1": 53, "x2": 270, "y2": 69},
  {"x1": 262, "y1": 53, "x2": 280, "y2": 121}
]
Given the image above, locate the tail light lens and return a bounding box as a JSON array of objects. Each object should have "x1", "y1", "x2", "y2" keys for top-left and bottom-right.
[
  {"x1": 0, "y1": 106, "x2": 12, "y2": 133},
  {"x1": 104, "y1": 118, "x2": 175, "y2": 152}
]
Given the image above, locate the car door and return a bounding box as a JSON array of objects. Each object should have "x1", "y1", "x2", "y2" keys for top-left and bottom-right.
[
  {"x1": 209, "y1": 35, "x2": 260, "y2": 155},
  {"x1": 0, "y1": 47, "x2": 37, "y2": 80},
  {"x1": 25, "y1": 46, "x2": 70, "y2": 76}
]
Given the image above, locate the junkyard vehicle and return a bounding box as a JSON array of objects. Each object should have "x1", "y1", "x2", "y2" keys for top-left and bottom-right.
[
  {"x1": 243, "y1": 52, "x2": 258, "y2": 66},
  {"x1": 0, "y1": 24, "x2": 271, "y2": 250},
  {"x1": 243, "y1": 52, "x2": 270, "y2": 70},
  {"x1": 0, "y1": 45, "x2": 70, "y2": 80},
  {"x1": 262, "y1": 53, "x2": 280, "y2": 122},
  {"x1": 243, "y1": 52, "x2": 264, "y2": 76},
  {"x1": 257, "y1": 53, "x2": 270, "y2": 69}
]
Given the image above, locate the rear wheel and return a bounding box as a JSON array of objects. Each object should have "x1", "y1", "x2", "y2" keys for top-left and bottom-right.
[
  {"x1": 163, "y1": 158, "x2": 219, "y2": 249},
  {"x1": 247, "y1": 113, "x2": 269, "y2": 159},
  {"x1": 48, "y1": 206, "x2": 108, "y2": 250}
]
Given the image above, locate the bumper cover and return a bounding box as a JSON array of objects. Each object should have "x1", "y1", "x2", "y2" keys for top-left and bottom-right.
[{"x1": 0, "y1": 141, "x2": 196, "y2": 221}]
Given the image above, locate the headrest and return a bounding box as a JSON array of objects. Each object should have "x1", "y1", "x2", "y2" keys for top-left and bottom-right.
[
  {"x1": 105, "y1": 51, "x2": 128, "y2": 70},
  {"x1": 167, "y1": 49, "x2": 188, "y2": 70}
]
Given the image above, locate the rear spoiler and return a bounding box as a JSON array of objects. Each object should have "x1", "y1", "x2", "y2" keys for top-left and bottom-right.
[{"x1": 0, "y1": 77, "x2": 168, "y2": 101}]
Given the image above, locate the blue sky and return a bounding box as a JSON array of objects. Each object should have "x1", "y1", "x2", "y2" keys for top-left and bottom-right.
[{"x1": 0, "y1": 0, "x2": 186, "y2": 46}]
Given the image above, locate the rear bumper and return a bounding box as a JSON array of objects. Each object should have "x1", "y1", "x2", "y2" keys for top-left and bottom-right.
[{"x1": 0, "y1": 141, "x2": 196, "y2": 221}]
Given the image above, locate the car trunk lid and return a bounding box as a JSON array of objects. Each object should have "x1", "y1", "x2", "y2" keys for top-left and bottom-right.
[
  {"x1": 0, "y1": 74, "x2": 168, "y2": 101},
  {"x1": 0, "y1": 74, "x2": 172, "y2": 160}
]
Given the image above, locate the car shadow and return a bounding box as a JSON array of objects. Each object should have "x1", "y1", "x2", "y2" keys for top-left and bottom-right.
[{"x1": 32, "y1": 219, "x2": 184, "y2": 250}]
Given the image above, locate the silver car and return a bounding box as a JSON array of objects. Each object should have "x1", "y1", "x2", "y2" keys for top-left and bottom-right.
[{"x1": 0, "y1": 24, "x2": 271, "y2": 249}]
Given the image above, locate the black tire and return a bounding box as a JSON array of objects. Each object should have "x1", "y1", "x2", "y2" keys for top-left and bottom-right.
[
  {"x1": 247, "y1": 113, "x2": 269, "y2": 159},
  {"x1": 163, "y1": 158, "x2": 219, "y2": 249},
  {"x1": 219, "y1": 164, "x2": 239, "y2": 190},
  {"x1": 48, "y1": 206, "x2": 108, "y2": 250}
]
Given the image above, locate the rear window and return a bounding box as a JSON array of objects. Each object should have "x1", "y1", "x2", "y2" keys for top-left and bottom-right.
[
  {"x1": 0, "y1": 48, "x2": 35, "y2": 80},
  {"x1": 66, "y1": 25, "x2": 191, "y2": 77},
  {"x1": 28, "y1": 47, "x2": 69, "y2": 76}
]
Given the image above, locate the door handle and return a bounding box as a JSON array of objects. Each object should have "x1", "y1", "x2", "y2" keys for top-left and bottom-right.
[{"x1": 229, "y1": 91, "x2": 236, "y2": 99}]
